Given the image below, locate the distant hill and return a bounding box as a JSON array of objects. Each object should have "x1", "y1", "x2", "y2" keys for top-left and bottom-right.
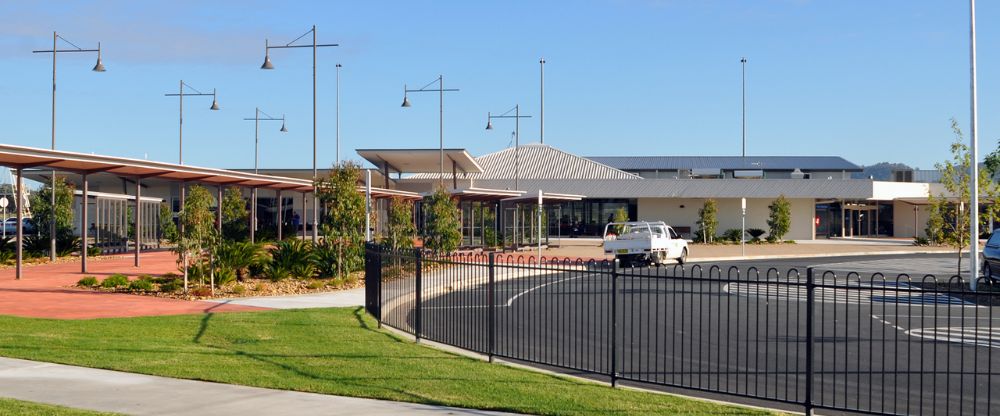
[{"x1": 851, "y1": 162, "x2": 912, "y2": 180}]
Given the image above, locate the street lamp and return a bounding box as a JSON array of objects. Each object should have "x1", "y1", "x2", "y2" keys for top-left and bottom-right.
[
  {"x1": 401, "y1": 76, "x2": 460, "y2": 188},
  {"x1": 164, "y1": 81, "x2": 219, "y2": 165},
  {"x1": 243, "y1": 108, "x2": 287, "y2": 243},
  {"x1": 260, "y1": 25, "x2": 338, "y2": 243},
  {"x1": 32, "y1": 32, "x2": 105, "y2": 261},
  {"x1": 485, "y1": 105, "x2": 531, "y2": 190}
]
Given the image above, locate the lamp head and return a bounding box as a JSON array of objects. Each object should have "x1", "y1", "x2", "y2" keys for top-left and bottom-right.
[
  {"x1": 209, "y1": 99, "x2": 220, "y2": 111},
  {"x1": 485, "y1": 113, "x2": 493, "y2": 130},
  {"x1": 261, "y1": 54, "x2": 274, "y2": 70},
  {"x1": 401, "y1": 94, "x2": 411, "y2": 108},
  {"x1": 92, "y1": 43, "x2": 105, "y2": 72},
  {"x1": 279, "y1": 120, "x2": 288, "y2": 133}
]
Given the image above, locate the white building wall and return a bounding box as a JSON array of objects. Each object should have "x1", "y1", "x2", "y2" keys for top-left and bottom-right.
[
  {"x1": 893, "y1": 201, "x2": 929, "y2": 238},
  {"x1": 638, "y1": 197, "x2": 815, "y2": 241}
]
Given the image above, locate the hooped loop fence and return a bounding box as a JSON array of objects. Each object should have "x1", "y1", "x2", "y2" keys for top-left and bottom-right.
[{"x1": 364, "y1": 243, "x2": 1000, "y2": 415}]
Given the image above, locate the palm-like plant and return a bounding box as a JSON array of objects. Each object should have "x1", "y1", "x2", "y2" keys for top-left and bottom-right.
[
  {"x1": 269, "y1": 239, "x2": 317, "y2": 279},
  {"x1": 215, "y1": 241, "x2": 265, "y2": 281}
]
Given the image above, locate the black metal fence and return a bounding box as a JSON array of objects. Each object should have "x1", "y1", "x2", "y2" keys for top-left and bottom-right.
[{"x1": 364, "y1": 244, "x2": 1000, "y2": 415}]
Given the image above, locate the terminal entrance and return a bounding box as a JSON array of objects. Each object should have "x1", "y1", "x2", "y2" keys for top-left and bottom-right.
[{"x1": 816, "y1": 201, "x2": 893, "y2": 238}]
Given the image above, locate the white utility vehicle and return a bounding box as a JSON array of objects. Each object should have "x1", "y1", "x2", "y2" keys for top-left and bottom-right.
[{"x1": 602, "y1": 221, "x2": 688, "y2": 266}]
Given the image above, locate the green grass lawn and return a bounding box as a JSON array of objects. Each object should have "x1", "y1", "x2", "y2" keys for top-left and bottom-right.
[
  {"x1": 0, "y1": 398, "x2": 120, "y2": 416},
  {"x1": 0, "y1": 307, "x2": 770, "y2": 416}
]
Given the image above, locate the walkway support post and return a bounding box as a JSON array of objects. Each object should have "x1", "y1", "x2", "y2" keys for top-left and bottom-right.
[
  {"x1": 250, "y1": 187, "x2": 256, "y2": 244},
  {"x1": 277, "y1": 190, "x2": 283, "y2": 241},
  {"x1": 217, "y1": 186, "x2": 223, "y2": 235},
  {"x1": 134, "y1": 177, "x2": 141, "y2": 267},
  {"x1": 301, "y1": 192, "x2": 307, "y2": 239},
  {"x1": 81, "y1": 174, "x2": 88, "y2": 273},
  {"x1": 15, "y1": 168, "x2": 23, "y2": 280}
]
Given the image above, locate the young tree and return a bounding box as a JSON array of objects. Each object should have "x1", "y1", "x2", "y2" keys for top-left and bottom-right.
[
  {"x1": 767, "y1": 195, "x2": 791, "y2": 242},
  {"x1": 386, "y1": 197, "x2": 416, "y2": 251},
  {"x1": 423, "y1": 187, "x2": 461, "y2": 254},
  {"x1": 611, "y1": 206, "x2": 629, "y2": 234},
  {"x1": 175, "y1": 185, "x2": 218, "y2": 292},
  {"x1": 221, "y1": 187, "x2": 248, "y2": 241},
  {"x1": 696, "y1": 199, "x2": 718, "y2": 243},
  {"x1": 316, "y1": 161, "x2": 366, "y2": 277},
  {"x1": 931, "y1": 119, "x2": 1000, "y2": 274},
  {"x1": 158, "y1": 202, "x2": 178, "y2": 243},
  {"x1": 30, "y1": 178, "x2": 75, "y2": 240}
]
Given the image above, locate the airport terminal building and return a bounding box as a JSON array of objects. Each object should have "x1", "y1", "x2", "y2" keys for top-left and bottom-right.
[{"x1": 28, "y1": 143, "x2": 942, "y2": 244}]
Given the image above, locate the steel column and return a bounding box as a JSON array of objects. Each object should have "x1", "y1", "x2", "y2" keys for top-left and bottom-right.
[
  {"x1": 277, "y1": 189, "x2": 283, "y2": 241},
  {"x1": 81, "y1": 174, "x2": 88, "y2": 273},
  {"x1": 134, "y1": 177, "x2": 141, "y2": 267},
  {"x1": 15, "y1": 169, "x2": 23, "y2": 280}
]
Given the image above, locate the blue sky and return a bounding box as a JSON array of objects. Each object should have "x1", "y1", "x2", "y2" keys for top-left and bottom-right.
[{"x1": 0, "y1": 0, "x2": 996, "y2": 172}]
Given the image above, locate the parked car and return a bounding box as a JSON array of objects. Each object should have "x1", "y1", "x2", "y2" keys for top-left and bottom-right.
[
  {"x1": 982, "y1": 231, "x2": 1000, "y2": 280},
  {"x1": 2, "y1": 218, "x2": 35, "y2": 236},
  {"x1": 602, "y1": 221, "x2": 688, "y2": 266}
]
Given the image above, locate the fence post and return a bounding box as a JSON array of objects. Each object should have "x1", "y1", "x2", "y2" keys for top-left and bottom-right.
[
  {"x1": 415, "y1": 248, "x2": 423, "y2": 343},
  {"x1": 488, "y1": 252, "x2": 496, "y2": 363},
  {"x1": 805, "y1": 267, "x2": 815, "y2": 415},
  {"x1": 376, "y1": 245, "x2": 382, "y2": 328},
  {"x1": 611, "y1": 259, "x2": 619, "y2": 387}
]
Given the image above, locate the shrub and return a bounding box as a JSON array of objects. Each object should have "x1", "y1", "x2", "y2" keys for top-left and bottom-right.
[
  {"x1": 253, "y1": 282, "x2": 265, "y2": 292},
  {"x1": 216, "y1": 268, "x2": 237, "y2": 286},
  {"x1": 423, "y1": 187, "x2": 461, "y2": 254},
  {"x1": 269, "y1": 239, "x2": 316, "y2": 279},
  {"x1": 747, "y1": 228, "x2": 767, "y2": 242},
  {"x1": 215, "y1": 241, "x2": 264, "y2": 281},
  {"x1": 913, "y1": 236, "x2": 931, "y2": 246},
  {"x1": 190, "y1": 286, "x2": 212, "y2": 297},
  {"x1": 306, "y1": 280, "x2": 324, "y2": 290},
  {"x1": 152, "y1": 273, "x2": 181, "y2": 284},
  {"x1": 128, "y1": 279, "x2": 154, "y2": 292},
  {"x1": 101, "y1": 274, "x2": 129, "y2": 289},
  {"x1": 262, "y1": 263, "x2": 291, "y2": 282},
  {"x1": 231, "y1": 284, "x2": 246, "y2": 295},
  {"x1": 0, "y1": 250, "x2": 12, "y2": 265},
  {"x1": 159, "y1": 281, "x2": 181, "y2": 293},
  {"x1": 721, "y1": 229, "x2": 744, "y2": 242},
  {"x1": 77, "y1": 276, "x2": 99, "y2": 287},
  {"x1": 87, "y1": 246, "x2": 102, "y2": 257}
]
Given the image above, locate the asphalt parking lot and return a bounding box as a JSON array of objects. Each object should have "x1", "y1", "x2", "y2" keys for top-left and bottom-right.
[{"x1": 398, "y1": 253, "x2": 999, "y2": 415}]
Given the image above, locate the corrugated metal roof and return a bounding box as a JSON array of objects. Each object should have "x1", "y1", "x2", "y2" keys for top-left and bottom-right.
[
  {"x1": 410, "y1": 144, "x2": 640, "y2": 180},
  {"x1": 468, "y1": 178, "x2": 885, "y2": 199},
  {"x1": 586, "y1": 156, "x2": 862, "y2": 172}
]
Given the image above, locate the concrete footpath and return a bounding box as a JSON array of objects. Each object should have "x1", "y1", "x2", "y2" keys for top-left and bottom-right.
[
  {"x1": 206, "y1": 287, "x2": 365, "y2": 309},
  {"x1": 0, "y1": 357, "x2": 518, "y2": 416}
]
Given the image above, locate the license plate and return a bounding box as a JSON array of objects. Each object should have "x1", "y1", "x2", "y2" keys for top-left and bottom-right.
[{"x1": 616, "y1": 249, "x2": 629, "y2": 254}]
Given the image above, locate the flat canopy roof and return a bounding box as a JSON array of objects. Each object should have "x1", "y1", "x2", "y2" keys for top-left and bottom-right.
[
  {"x1": 431, "y1": 187, "x2": 526, "y2": 201},
  {"x1": 357, "y1": 185, "x2": 422, "y2": 201},
  {"x1": 0, "y1": 144, "x2": 314, "y2": 192},
  {"x1": 357, "y1": 148, "x2": 483, "y2": 175},
  {"x1": 502, "y1": 191, "x2": 585, "y2": 203}
]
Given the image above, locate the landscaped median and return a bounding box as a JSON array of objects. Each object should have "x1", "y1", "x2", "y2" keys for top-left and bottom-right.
[{"x1": 0, "y1": 308, "x2": 770, "y2": 416}]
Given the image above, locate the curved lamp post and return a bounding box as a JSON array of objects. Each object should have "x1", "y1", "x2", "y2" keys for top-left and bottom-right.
[
  {"x1": 32, "y1": 32, "x2": 105, "y2": 262},
  {"x1": 260, "y1": 26, "x2": 338, "y2": 243},
  {"x1": 485, "y1": 105, "x2": 531, "y2": 191},
  {"x1": 243, "y1": 108, "x2": 287, "y2": 243},
  {"x1": 401, "y1": 76, "x2": 459, "y2": 188}
]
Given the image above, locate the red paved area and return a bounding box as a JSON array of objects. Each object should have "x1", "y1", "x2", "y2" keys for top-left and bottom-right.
[{"x1": 0, "y1": 251, "x2": 267, "y2": 319}]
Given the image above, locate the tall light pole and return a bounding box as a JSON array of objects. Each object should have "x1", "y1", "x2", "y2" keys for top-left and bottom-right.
[
  {"x1": 741, "y1": 57, "x2": 747, "y2": 158},
  {"x1": 402, "y1": 76, "x2": 460, "y2": 188},
  {"x1": 336, "y1": 63, "x2": 342, "y2": 165},
  {"x1": 261, "y1": 25, "x2": 338, "y2": 243},
  {"x1": 32, "y1": 32, "x2": 105, "y2": 261},
  {"x1": 243, "y1": 108, "x2": 287, "y2": 244},
  {"x1": 486, "y1": 105, "x2": 532, "y2": 191},
  {"x1": 969, "y1": 0, "x2": 980, "y2": 289},
  {"x1": 164, "y1": 81, "x2": 219, "y2": 165},
  {"x1": 539, "y1": 58, "x2": 545, "y2": 144}
]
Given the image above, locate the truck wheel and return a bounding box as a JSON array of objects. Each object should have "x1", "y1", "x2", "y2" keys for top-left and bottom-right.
[
  {"x1": 653, "y1": 251, "x2": 666, "y2": 266},
  {"x1": 677, "y1": 248, "x2": 688, "y2": 264}
]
